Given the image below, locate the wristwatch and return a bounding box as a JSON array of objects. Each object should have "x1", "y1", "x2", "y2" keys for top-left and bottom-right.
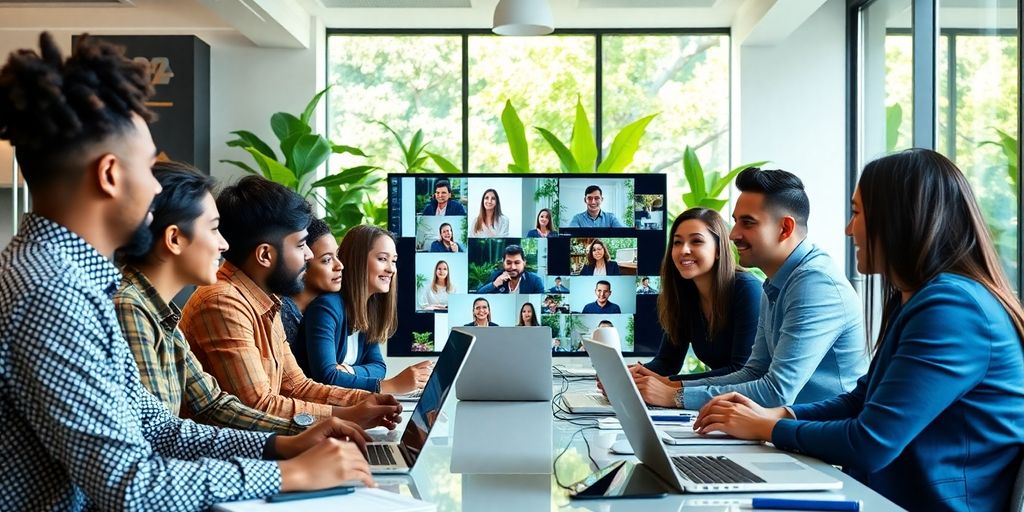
[{"x1": 292, "y1": 413, "x2": 315, "y2": 427}]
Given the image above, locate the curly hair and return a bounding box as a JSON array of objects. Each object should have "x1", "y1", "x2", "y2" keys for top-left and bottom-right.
[{"x1": 0, "y1": 32, "x2": 154, "y2": 188}]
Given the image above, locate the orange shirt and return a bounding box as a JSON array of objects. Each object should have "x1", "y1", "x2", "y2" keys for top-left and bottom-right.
[{"x1": 180, "y1": 262, "x2": 368, "y2": 419}]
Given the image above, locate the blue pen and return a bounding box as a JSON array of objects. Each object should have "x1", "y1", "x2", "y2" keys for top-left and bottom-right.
[
  {"x1": 751, "y1": 498, "x2": 861, "y2": 511},
  {"x1": 266, "y1": 485, "x2": 355, "y2": 503},
  {"x1": 650, "y1": 414, "x2": 692, "y2": 422}
]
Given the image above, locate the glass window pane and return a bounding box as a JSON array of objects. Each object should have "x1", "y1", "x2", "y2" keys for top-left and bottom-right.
[
  {"x1": 602, "y1": 34, "x2": 730, "y2": 215},
  {"x1": 327, "y1": 35, "x2": 463, "y2": 173},
  {"x1": 468, "y1": 35, "x2": 596, "y2": 173},
  {"x1": 860, "y1": 0, "x2": 913, "y2": 164},
  {"x1": 939, "y1": 1, "x2": 1019, "y2": 287}
]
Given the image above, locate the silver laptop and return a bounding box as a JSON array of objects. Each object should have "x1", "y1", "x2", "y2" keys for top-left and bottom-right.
[
  {"x1": 455, "y1": 327, "x2": 552, "y2": 401},
  {"x1": 561, "y1": 390, "x2": 614, "y2": 414},
  {"x1": 367, "y1": 329, "x2": 475, "y2": 474},
  {"x1": 582, "y1": 337, "x2": 843, "y2": 493}
]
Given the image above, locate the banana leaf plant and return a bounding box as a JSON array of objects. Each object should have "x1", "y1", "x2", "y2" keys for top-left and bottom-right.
[
  {"x1": 221, "y1": 86, "x2": 383, "y2": 236},
  {"x1": 980, "y1": 128, "x2": 1019, "y2": 190},
  {"x1": 377, "y1": 121, "x2": 462, "y2": 174},
  {"x1": 680, "y1": 146, "x2": 767, "y2": 212}
]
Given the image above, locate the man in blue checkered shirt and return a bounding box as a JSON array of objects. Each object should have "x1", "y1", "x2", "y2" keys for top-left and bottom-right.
[{"x1": 0, "y1": 33, "x2": 375, "y2": 511}]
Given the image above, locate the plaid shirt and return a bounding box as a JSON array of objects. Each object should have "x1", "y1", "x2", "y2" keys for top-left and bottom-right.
[
  {"x1": 180, "y1": 262, "x2": 368, "y2": 419},
  {"x1": 115, "y1": 266, "x2": 302, "y2": 435},
  {"x1": 0, "y1": 214, "x2": 279, "y2": 511}
]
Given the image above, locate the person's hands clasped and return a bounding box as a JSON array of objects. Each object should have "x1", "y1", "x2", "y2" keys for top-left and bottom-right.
[
  {"x1": 381, "y1": 361, "x2": 433, "y2": 394},
  {"x1": 693, "y1": 392, "x2": 790, "y2": 441},
  {"x1": 335, "y1": 393, "x2": 403, "y2": 430},
  {"x1": 275, "y1": 417, "x2": 375, "y2": 491}
]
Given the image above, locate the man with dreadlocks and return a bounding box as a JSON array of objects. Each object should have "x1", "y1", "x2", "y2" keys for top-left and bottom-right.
[{"x1": 0, "y1": 33, "x2": 375, "y2": 511}]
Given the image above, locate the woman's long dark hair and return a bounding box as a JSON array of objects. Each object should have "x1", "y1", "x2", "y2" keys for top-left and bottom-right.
[
  {"x1": 473, "y1": 188, "x2": 503, "y2": 233},
  {"x1": 658, "y1": 208, "x2": 741, "y2": 345},
  {"x1": 517, "y1": 302, "x2": 539, "y2": 326},
  {"x1": 859, "y1": 148, "x2": 1024, "y2": 351}
]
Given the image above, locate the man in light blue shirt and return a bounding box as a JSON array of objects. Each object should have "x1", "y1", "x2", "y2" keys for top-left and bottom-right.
[
  {"x1": 569, "y1": 185, "x2": 625, "y2": 228},
  {"x1": 635, "y1": 168, "x2": 866, "y2": 410},
  {"x1": 581, "y1": 280, "x2": 622, "y2": 314}
]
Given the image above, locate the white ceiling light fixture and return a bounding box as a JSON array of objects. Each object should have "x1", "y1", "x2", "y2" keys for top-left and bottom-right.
[{"x1": 492, "y1": 0, "x2": 554, "y2": 36}]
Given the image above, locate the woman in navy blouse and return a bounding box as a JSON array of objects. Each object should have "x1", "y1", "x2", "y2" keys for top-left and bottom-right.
[
  {"x1": 296, "y1": 225, "x2": 433, "y2": 394},
  {"x1": 694, "y1": 149, "x2": 1024, "y2": 511},
  {"x1": 629, "y1": 208, "x2": 761, "y2": 405},
  {"x1": 579, "y1": 239, "x2": 621, "y2": 276},
  {"x1": 526, "y1": 208, "x2": 557, "y2": 238}
]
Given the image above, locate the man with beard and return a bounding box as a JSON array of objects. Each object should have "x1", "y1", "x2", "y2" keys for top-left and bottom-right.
[
  {"x1": 180, "y1": 176, "x2": 402, "y2": 430},
  {"x1": 0, "y1": 33, "x2": 376, "y2": 511},
  {"x1": 477, "y1": 244, "x2": 545, "y2": 293}
]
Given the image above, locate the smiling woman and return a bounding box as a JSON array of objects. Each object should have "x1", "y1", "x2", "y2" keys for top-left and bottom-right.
[
  {"x1": 295, "y1": 225, "x2": 433, "y2": 394},
  {"x1": 282, "y1": 218, "x2": 341, "y2": 345}
]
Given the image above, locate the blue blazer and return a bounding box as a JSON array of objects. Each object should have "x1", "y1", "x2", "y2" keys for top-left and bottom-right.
[
  {"x1": 772, "y1": 273, "x2": 1024, "y2": 511},
  {"x1": 477, "y1": 270, "x2": 545, "y2": 294},
  {"x1": 429, "y1": 240, "x2": 464, "y2": 253},
  {"x1": 421, "y1": 200, "x2": 466, "y2": 216},
  {"x1": 581, "y1": 261, "x2": 620, "y2": 276},
  {"x1": 293, "y1": 292, "x2": 387, "y2": 392}
]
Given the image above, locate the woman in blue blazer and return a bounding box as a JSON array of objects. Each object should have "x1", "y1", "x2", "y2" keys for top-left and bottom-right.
[
  {"x1": 694, "y1": 149, "x2": 1024, "y2": 511},
  {"x1": 296, "y1": 225, "x2": 433, "y2": 394},
  {"x1": 580, "y1": 239, "x2": 620, "y2": 276}
]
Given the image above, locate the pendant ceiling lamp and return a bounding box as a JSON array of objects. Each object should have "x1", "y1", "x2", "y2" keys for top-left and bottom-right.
[{"x1": 492, "y1": 0, "x2": 555, "y2": 36}]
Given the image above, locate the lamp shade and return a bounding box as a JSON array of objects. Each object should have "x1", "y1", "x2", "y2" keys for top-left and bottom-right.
[{"x1": 492, "y1": 0, "x2": 554, "y2": 36}]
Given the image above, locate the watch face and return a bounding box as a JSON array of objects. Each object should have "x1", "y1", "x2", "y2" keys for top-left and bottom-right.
[{"x1": 294, "y1": 413, "x2": 315, "y2": 427}]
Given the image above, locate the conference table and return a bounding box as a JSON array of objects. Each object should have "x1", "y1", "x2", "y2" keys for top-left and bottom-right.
[{"x1": 369, "y1": 377, "x2": 903, "y2": 511}]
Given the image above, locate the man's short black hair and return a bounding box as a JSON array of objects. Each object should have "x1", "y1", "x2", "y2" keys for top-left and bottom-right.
[
  {"x1": 118, "y1": 161, "x2": 216, "y2": 265},
  {"x1": 504, "y1": 244, "x2": 525, "y2": 259},
  {"x1": 434, "y1": 180, "x2": 452, "y2": 193},
  {"x1": 0, "y1": 33, "x2": 154, "y2": 190},
  {"x1": 306, "y1": 218, "x2": 333, "y2": 248},
  {"x1": 555, "y1": 277, "x2": 562, "y2": 282},
  {"x1": 596, "y1": 280, "x2": 611, "y2": 289},
  {"x1": 735, "y1": 167, "x2": 810, "y2": 230},
  {"x1": 217, "y1": 176, "x2": 311, "y2": 266},
  {"x1": 642, "y1": 277, "x2": 649, "y2": 283},
  {"x1": 585, "y1": 185, "x2": 603, "y2": 196}
]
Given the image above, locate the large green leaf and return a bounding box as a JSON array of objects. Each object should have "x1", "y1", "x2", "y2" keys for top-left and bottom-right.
[
  {"x1": 885, "y1": 103, "x2": 903, "y2": 152},
  {"x1": 536, "y1": 127, "x2": 579, "y2": 173},
  {"x1": 410, "y1": 155, "x2": 429, "y2": 172},
  {"x1": 290, "y1": 134, "x2": 332, "y2": 179},
  {"x1": 981, "y1": 128, "x2": 1019, "y2": 187},
  {"x1": 227, "y1": 130, "x2": 276, "y2": 161},
  {"x1": 597, "y1": 114, "x2": 657, "y2": 173},
  {"x1": 271, "y1": 113, "x2": 310, "y2": 143},
  {"x1": 682, "y1": 146, "x2": 706, "y2": 201},
  {"x1": 219, "y1": 159, "x2": 260, "y2": 176},
  {"x1": 408, "y1": 129, "x2": 426, "y2": 164},
  {"x1": 425, "y1": 151, "x2": 461, "y2": 174},
  {"x1": 332, "y1": 144, "x2": 368, "y2": 157},
  {"x1": 311, "y1": 165, "x2": 380, "y2": 188},
  {"x1": 707, "y1": 160, "x2": 769, "y2": 198},
  {"x1": 377, "y1": 121, "x2": 410, "y2": 165},
  {"x1": 698, "y1": 198, "x2": 728, "y2": 211},
  {"x1": 244, "y1": 147, "x2": 297, "y2": 189},
  {"x1": 570, "y1": 97, "x2": 597, "y2": 172},
  {"x1": 502, "y1": 100, "x2": 530, "y2": 173},
  {"x1": 300, "y1": 86, "x2": 330, "y2": 126}
]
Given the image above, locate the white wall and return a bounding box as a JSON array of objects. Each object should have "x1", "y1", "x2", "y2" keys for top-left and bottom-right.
[{"x1": 734, "y1": 0, "x2": 848, "y2": 273}]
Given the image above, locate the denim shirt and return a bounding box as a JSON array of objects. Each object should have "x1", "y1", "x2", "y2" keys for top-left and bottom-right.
[{"x1": 680, "y1": 240, "x2": 868, "y2": 409}]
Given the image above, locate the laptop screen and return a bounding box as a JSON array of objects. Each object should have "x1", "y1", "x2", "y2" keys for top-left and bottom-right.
[{"x1": 399, "y1": 328, "x2": 474, "y2": 463}]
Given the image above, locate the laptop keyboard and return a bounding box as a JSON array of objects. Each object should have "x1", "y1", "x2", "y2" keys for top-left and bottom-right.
[
  {"x1": 672, "y1": 455, "x2": 766, "y2": 484},
  {"x1": 367, "y1": 444, "x2": 398, "y2": 466}
]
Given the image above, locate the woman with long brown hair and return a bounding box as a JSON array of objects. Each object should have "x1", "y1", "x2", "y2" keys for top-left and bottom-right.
[
  {"x1": 296, "y1": 225, "x2": 432, "y2": 394},
  {"x1": 470, "y1": 188, "x2": 510, "y2": 237},
  {"x1": 628, "y1": 208, "x2": 762, "y2": 407},
  {"x1": 694, "y1": 149, "x2": 1024, "y2": 511},
  {"x1": 419, "y1": 259, "x2": 454, "y2": 310},
  {"x1": 580, "y1": 239, "x2": 621, "y2": 276}
]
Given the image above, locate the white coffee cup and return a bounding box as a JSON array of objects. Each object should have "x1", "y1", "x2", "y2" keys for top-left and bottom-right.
[{"x1": 589, "y1": 327, "x2": 621, "y2": 353}]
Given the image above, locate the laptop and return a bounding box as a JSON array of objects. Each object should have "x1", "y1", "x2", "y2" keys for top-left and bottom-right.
[
  {"x1": 455, "y1": 326, "x2": 552, "y2": 401},
  {"x1": 582, "y1": 337, "x2": 843, "y2": 493},
  {"x1": 561, "y1": 391, "x2": 614, "y2": 414},
  {"x1": 366, "y1": 328, "x2": 476, "y2": 474}
]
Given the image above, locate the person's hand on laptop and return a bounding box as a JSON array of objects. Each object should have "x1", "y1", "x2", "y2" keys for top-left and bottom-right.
[
  {"x1": 381, "y1": 360, "x2": 433, "y2": 394},
  {"x1": 628, "y1": 364, "x2": 678, "y2": 387},
  {"x1": 634, "y1": 373, "x2": 680, "y2": 408},
  {"x1": 334, "y1": 394, "x2": 404, "y2": 430},
  {"x1": 274, "y1": 417, "x2": 376, "y2": 491},
  {"x1": 692, "y1": 391, "x2": 793, "y2": 441}
]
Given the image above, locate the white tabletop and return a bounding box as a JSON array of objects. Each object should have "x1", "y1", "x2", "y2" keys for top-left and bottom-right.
[{"x1": 370, "y1": 378, "x2": 904, "y2": 511}]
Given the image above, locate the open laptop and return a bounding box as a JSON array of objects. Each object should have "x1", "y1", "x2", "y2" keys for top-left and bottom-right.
[
  {"x1": 561, "y1": 390, "x2": 614, "y2": 414},
  {"x1": 455, "y1": 326, "x2": 552, "y2": 401},
  {"x1": 366, "y1": 328, "x2": 475, "y2": 474},
  {"x1": 582, "y1": 337, "x2": 843, "y2": 493}
]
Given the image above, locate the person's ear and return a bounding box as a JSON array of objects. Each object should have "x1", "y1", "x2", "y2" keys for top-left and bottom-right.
[
  {"x1": 255, "y1": 243, "x2": 275, "y2": 269},
  {"x1": 94, "y1": 153, "x2": 120, "y2": 198},
  {"x1": 163, "y1": 225, "x2": 186, "y2": 256},
  {"x1": 779, "y1": 216, "x2": 797, "y2": 242}
]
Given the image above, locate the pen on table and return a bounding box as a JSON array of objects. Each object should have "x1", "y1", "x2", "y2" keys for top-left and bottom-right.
[
  {"x1": 650, "y1": 414, "x2": 692, "y2": 422},
  {"x1": 265, "y1": 485, "x2": 355, "y2": 503},
  {"x1": 751, "y1": 497, "x2": 861, "y2": 511}
]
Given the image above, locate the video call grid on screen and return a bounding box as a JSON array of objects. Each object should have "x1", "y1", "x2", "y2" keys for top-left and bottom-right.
[{"x1": 386, "y1": 173, "x2": 667, "y2": 357}]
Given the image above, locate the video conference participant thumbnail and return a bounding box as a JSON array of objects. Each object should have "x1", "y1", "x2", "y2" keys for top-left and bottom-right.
[
  {"x1": 566, "y1": 184, "x2": 626, "y2": 228},
  {"x1": 477, "y1": 244, "x2": 545, "y2": 294},
  {"x1": 567, "y1": 276, "x2": 637, "y2": 315},
  {"x1": 422, "y1": 179, "x2": 466, "y2": 216}
]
